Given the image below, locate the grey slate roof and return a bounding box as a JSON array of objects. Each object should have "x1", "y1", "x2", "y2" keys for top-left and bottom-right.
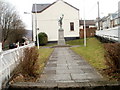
[
  {"x1": 32, "y1": 4, "x2": 50, "y2": 13},
  {"x1": 32, "y1": 0, "x2": 79, "y2": 13}
]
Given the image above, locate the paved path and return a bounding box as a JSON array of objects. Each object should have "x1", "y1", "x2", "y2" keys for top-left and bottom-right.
[
  {"x1": 9, "y1": 47, "x2": 120, "y2": 90},
  {"x1": 38, "y1": 47, "x2": 103, "y2": 84}
]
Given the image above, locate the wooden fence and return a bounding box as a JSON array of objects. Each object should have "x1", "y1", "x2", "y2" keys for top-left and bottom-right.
[{"x1": 80, "y1": 27, "x2": 97, "y2": 38}]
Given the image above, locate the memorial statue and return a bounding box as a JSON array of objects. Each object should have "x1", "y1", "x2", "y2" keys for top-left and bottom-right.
[{"x1": 58, "y1": 14, "x2": 64, "y2": 29}]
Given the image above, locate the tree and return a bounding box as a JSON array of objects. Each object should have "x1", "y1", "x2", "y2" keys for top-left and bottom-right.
[{"x1": 0, "y1": 1, "x2": 26, "y2": 47}]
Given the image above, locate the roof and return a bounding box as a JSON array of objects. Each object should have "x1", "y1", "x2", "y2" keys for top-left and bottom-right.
[
  {"x1": 80, "y1": 20, "x2": 96, "y2": 26},
  {"x1": 32, "y1": 4, "x2": 50, "y2": 13},
  {"x1": 62, "y1": 0, "x2": 79, "y2": 11},
  {"x1": 32, "y1": 0, "x2": 79, "y2": 13},
  {"x1": 111, "y1": 13, "x2": 118, "y2": 19},
  {"x1": 98, "y1": 13, "x2": 118, "y2": 22}
]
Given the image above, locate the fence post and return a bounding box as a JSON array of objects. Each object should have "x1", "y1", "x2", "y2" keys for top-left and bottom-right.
[
  {"x1": 0, "y1": 54, "x2": 2, "y2": 90},
  {"x1": 0, "y1": 53, "x2": 3, "y2": 90},
  {"x1": 0, "y1": 43, "x2": 2, "y2": 52},
  {"x1": 17, "y1": 42, "x2": 20, "y2": 48}
]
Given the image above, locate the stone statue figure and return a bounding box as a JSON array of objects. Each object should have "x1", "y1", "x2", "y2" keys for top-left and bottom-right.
[{"x1": 58, "y1": 14, "x2": 64, "y2": 28}]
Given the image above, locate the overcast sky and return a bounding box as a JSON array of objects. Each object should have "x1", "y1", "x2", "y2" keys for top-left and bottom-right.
[{"x1": 5, "y1": 0, "x2": 120, "y2": 30}]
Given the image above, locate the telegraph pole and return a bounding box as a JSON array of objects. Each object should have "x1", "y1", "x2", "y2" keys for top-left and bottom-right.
[
  {"x1": 0, "y1": 25, "x2": 2, "y2": 52},
  {"x1": 97, "y1": 1, "x2": 100, "y2": 30}
]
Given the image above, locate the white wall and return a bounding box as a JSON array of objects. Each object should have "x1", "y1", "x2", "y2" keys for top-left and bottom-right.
[
  {"x1": 96, "y1": 26, "x2": 119, "y2": 41},
  {"x1": 0, "y1": 43, "x2": 35, "y2": 90},
  {"x1": 32, "y1": 0, "x2": 79, "y2": 41}
]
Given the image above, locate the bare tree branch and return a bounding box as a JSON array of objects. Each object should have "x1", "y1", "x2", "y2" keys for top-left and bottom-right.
[{"x1": 0, "y1": 1, "x2": 26, "y2": 48}]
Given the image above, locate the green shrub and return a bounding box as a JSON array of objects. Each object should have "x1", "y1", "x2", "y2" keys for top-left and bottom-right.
[
  {"x1": 104, "y1": 43, "x2": 120, "y2": 80},
  {"x1": 38, "y1": 32, "x2": 48, "y2": 46}
]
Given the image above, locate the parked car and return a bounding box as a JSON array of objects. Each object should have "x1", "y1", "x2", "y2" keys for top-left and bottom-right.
[{"x1": 9, "y1": 43, "x2": 17, "y2": 49}]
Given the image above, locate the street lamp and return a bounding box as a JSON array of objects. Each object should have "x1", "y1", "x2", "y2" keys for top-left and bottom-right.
[
  {"x1": 83, "y1": 0, "x2": 86, "y2": 47},
  {"x1": 24, "y1": 3, "x2": 40, "y2": 49},
  {"x1": 35, "y1": 3, "x2": 40, "y2": 49}
]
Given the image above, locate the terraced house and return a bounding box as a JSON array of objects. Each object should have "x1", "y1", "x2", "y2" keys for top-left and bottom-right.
[
  {"x1": 98, "y1": 13, "x2": 119, "y2": 30},
  {"x1": 96, "y1": 1, "x2": 120, "y2": 42}
]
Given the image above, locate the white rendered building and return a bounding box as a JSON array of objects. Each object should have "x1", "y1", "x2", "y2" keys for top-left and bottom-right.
[{"x1": 32, "y1": 0, "x2": 80, "y2": 42}]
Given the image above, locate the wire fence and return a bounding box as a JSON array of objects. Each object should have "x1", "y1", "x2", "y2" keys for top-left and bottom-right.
[{"x1": 0, "y1": 43, "x2": 35, "y2": 90}]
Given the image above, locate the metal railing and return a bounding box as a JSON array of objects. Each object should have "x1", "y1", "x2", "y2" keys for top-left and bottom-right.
[{"x1": 0, "y1": 43, "x2": 35, "y2": 90}]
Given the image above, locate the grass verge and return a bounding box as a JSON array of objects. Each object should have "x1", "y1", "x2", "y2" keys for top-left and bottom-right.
[
  {"x1": 42, "y1": 38, "x2": 83, "y2": 47},
  {"x1": 71, "y1": 37, "x2": 106, "y2": 70},
  {"x1": 37, "y1": 48, "x2": 54, "y2": 74},
  {"x1": 70, "y1": 37, "x2": 120, "y2": 81}
]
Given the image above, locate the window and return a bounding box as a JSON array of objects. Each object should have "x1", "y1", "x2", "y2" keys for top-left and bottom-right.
[
  {"x1": 83, "y1": 26, "x2": 89, "y2": 29},
  {"x1": 70, "y1": 22, "x2": 74, "y2": 31}
]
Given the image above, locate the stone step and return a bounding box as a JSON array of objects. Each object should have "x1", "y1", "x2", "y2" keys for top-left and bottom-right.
[{"x1": 8, "y1": 81, "x2": 120, "y2": 90}]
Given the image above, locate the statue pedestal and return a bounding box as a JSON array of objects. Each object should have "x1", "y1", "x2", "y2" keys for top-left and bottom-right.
[{"x1": 58, "y1": 28, "x2": 65, "y2": 45}]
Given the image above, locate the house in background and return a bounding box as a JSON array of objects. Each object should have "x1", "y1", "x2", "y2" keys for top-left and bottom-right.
[
  {"x1": 79, "y1": 20, "x2": 96, "y2": 38},
  {"x1": 25, "y1": 30, "x2": 33, "y2": 41},
  {"x1": 96, "y1": 13, "x2": 118, "y2": 30},
  {"x1": 96, "y1": 1, "x2": 120, "y2": 42},
  {"x1": 32, "y1": 0, "x2": 79, "y2": 42},
  {"x1": 80, "y1": 20, "x2": 96, "y2": 29}
]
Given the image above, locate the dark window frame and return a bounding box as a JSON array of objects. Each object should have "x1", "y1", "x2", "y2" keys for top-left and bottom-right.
[{"x1": 70, "y1": 22, "x2": 74, "y2": 31}]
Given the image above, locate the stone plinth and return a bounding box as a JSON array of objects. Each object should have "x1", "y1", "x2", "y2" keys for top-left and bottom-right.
[{"x1": 58, "y1": 28, "x2": 65, "y2": 45}]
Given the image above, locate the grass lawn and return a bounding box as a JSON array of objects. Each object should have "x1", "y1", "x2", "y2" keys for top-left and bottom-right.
[
  {"x1": 66, "y1": 39, "x2": 84, "y2": 45},
  {"x1": 70, "y1": 37, "x2": 106, "y2": 70},
  {"x1": 44, "y1": 39, "x2": 83, "y2": 46},
  {"x1": 45, "y1": 43, "x2": 57, "y2": 46},
  {"x1": 37, "y1": 48, "x2": 54, "y2": 73}
]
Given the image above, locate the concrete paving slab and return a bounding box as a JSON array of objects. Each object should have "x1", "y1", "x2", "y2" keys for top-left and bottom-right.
[
  {"x1": 54, "y1": 74, "x2": 71, "y2": 81},
  {"x1": 42, "y1": 70, "x2": 56, "y2": 74},
  {"x1": 46, "y1": 63, "x2": 57, "y2": 67},
  {"x1": 38, "y1": 47, "x2": 104, "y2": 86}
]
